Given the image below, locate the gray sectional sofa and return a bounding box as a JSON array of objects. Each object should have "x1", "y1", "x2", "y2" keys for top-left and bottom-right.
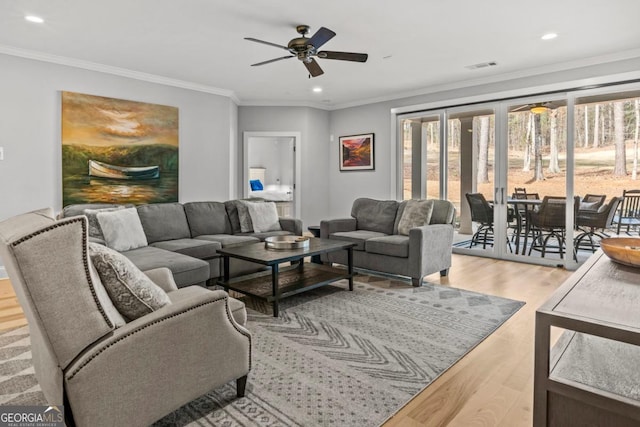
[
  {"x1": 62, "y1": 200, "x2": 303, "y2": 288},
  {"x1": 320, "y1": 198, "x2": 455, "y2": 286}
]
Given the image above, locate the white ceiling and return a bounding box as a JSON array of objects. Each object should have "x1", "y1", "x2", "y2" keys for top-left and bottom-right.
[{"x1": 2, "y1": 0, "x2": 640, "y2": 109}]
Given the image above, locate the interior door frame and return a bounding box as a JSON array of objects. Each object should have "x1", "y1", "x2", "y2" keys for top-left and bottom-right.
[{"x1": 242, "y1": 131, "x2": 301, "y2": 218}]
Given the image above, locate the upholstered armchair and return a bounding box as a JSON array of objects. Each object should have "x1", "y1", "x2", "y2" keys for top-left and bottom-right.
[{"x1": 0, "y1": 209, "x2": 251, "y2": 426}]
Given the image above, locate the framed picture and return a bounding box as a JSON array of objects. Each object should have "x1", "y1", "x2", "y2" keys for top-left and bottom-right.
[{"x1": 339, "y1": 133, "x2": 375, "y2": 171}]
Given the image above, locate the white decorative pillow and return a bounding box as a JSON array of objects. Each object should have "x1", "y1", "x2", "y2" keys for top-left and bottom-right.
[
  {"x1": 97, "y1": 207, "x2": 148, "y2": 251},
  {"x1": 84, "y1": 206, "x2": 125, "y2": 240},
  {"x1": 397, "y1": 200, "x2": 434, "y2": 235},
  {"x1": 246, "y1": 201, "x2": 282, "y2": 233},
  {"x1": 88, "y1": 243, "x2": 171, "y2": 321},
  {"x1": 237, "y1": 201, "x2": 254, "y2": 233}
]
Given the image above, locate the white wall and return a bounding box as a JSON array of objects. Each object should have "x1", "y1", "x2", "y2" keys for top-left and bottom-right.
[
  {"x1": 0, "y1": 54, "x2": 237, "y2": 271},
  {"x1": 0, "y1": 53, "x2": 237, "y2": 223},
  {"x1": 238, "y1": 106, "x2": 330, "y2": 228},
  {"x1": 327, "y1": 56, "x2": 640, "y2": 218},
  {"x1": 248, "y1": 137, "x2": 293, "y2": 186}
]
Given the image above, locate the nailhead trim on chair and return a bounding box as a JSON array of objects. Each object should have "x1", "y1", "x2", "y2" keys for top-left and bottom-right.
[
  {"x1": 65, "y1": 296, "x2": 252, "y2": 380},
  {"x1": 11, "y1": 217, "x2": 114, "y2": 329}
]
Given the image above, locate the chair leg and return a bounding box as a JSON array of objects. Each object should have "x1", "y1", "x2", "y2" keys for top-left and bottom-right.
[
  {"x1": 236, "y1": 375, "x2": 248, "y2": 398},
  {"x1": 412, "y1": 277, "x2": 422, "y2": 287},
  {"x1": 439, "y1": 269, "x2": 448, "y2": 277}
]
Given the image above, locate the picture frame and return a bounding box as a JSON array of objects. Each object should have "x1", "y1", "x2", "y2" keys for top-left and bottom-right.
[{"x1": 339, "y1": 133, "x2": 375, "y2": 171}]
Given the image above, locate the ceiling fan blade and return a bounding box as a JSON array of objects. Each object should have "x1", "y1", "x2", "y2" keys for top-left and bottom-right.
[
  {"x1": 251, "y1": 56, "x2": 294, "y2": 66},
  {"x1": 307, "y1": 27, "x2": 336, "y2": 49},
  {"x1": 510, "y1": 104, "x2": 531, "y2": 112},
  {"x1": 304, "y1": 58, "x2": 324, "y2": 77},
  {"x1": 244, "y1": 37, "x2": 290, "y2": 51},
  {"x1": 317, "y1": 51, "x2": 368, "y2": 62}
]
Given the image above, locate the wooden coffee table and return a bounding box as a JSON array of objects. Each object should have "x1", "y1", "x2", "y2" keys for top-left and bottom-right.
[{"x1": 216, "y1": 237, "x2": 356, "y2": 317}]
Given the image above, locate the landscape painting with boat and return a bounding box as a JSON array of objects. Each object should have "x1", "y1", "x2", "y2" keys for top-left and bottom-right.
[{"x1": 62, "y1": 91, "x2": 178, "y2": 205}]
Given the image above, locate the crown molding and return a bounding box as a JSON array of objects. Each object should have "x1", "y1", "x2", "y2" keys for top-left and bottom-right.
[
  {"x1": 237, "y1": 99, "x2": 332, "y2": 110},
  {"x1": 330, "y1": 48, "x2": 640, "y2": 110},
  {"x1": 0, "y1": 44, "x2": 239, "y2": 102}
]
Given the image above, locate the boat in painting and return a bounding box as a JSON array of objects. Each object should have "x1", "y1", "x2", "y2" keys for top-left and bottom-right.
[{"x1": 88, "y1": 159, "x2": 160, "y2": 180}]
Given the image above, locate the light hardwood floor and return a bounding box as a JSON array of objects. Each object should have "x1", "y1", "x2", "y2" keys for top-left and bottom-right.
[{"x1": 0, "y1": 254, "x2": 573, "y2": 426}]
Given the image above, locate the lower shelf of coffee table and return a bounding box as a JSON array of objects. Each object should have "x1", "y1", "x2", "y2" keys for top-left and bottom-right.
[{"x1": 217, "y1": 262, "x2": 352, "y2": 302}]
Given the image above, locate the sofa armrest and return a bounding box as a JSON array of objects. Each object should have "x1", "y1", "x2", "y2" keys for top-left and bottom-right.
[
  {"x1": 408, "y1": 224, "x2": 454, "y2": 279},
  {"x1": 64, "y1": 286, "x2": 251, "y2": 426},
  {"x1": 320, "y1": 218, "x2": 356, "y2": 239},
  {"x1": 143, "y1": 267, "x2": 178, "y2": 293},
  {"x1": 279, "y1": 217, "x2": 303, "y2": 236}
]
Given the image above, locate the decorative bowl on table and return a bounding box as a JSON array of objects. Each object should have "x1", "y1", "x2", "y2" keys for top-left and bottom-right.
[
  {"x1": 600, "y1": 237, "x2": 640, "y2": 267},
  {"x1": 265, "y1": 235, "x2": 310, "y2": 250}
]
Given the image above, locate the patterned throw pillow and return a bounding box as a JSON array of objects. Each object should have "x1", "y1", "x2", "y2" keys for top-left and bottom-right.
[
  {"x1": 88, "y1": 243, "x2": 171, "y2": 321},
  {"x1": 237, "y1": 201, "x2": 255, "y2": 233},
  {"x1": 397, "y1": 200, "x2": 434, "y2": 236}
]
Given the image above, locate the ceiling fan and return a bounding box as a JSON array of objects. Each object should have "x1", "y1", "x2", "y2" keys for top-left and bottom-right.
[
  {"x1": 510, "y1": 102, "x2": 557, "y2": 114},
  {"x1": 244, "y1": 25, "x2": 368, "y2": 78}
]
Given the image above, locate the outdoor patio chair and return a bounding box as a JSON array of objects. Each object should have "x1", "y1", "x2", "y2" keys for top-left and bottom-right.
[
  {"x1": 613, "y1": 189, "x2": 640, "y2": 235},
  {"x1": 579, "y1": 194, "x2": 606, "y2": 212},
  {"x1": 465, "y1": 193, "x2": 513, "y2": 251},
  {"x1": 528, "y1": 196, "x2": 579, "y2": 259},
  {"x1": 575, "y1": 196, "x2": 622, "y2": 253}
]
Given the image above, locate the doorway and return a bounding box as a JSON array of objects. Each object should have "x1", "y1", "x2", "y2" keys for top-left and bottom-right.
[{"x1": 242, "y1": 131, "x2": 301, "y2": 218}]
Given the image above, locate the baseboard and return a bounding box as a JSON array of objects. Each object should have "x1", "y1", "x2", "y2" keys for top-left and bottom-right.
[{"x1": 0, "y1": 266, "x2": 6, "y2": 279}]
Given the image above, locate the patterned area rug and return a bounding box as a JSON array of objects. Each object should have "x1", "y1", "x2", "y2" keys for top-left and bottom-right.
[{"x1": 0, "y1": 274, "x2": 524, "y2": 426}]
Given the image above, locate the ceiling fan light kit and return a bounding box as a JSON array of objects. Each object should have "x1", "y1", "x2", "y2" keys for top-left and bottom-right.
[
  {"x1": 245, "y1": 25, "x2": 368, "y2": 77},
  {"x1": 530, "y1": 105, "x2": 550, "y2": 114}
]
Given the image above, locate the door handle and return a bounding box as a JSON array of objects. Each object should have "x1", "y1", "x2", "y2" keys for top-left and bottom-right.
[{"x1": 500, "y1": 187, "x2": 505, "y2": 205}]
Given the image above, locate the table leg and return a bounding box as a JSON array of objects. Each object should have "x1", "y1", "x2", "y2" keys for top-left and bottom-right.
[
  {"x1": 271, "y1": 264, "x2": 280, "y2": 317},
  {"x1": 223, "y1": 256, "x2": 230, "y2": 292},
  {"x1": 347, "y1": 247, "x2": 354, "y2": 291}
]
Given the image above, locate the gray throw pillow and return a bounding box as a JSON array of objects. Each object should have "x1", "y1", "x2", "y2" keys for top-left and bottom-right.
[
  {"x1": 83, "y1": 206, "x2": 125, "y2": 240},
  {"x1": 88, "y1": 243, "x2": 171, "y2": 321},
  {"x1": 246, "y1": 201, "x2": 282, "y2": 233},
  {"x1": 397, "y1": 200, "x2": 434, "y2": 235},
  {"x1": 237, "y1": 201, "x2": 255, "y2": 233},
  {"x1": 97, "y1": 207, "x2": 148, "y2": 251}
]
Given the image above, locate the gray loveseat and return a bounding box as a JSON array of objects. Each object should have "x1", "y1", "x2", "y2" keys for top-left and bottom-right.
[
  {"x1": 62, "y1": 200, "x2": 303, "y2": 288},
  {"x1": 320, "y1": 198, "x2": 455, "y2": 286}
]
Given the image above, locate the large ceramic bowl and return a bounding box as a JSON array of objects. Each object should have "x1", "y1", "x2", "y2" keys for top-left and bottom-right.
[
  {"x1": 600, "y1": 237, "x2": 640, "y2": 267},
  {"x1": 265, "y1": 235, "x2": 310, "y2": 250}
]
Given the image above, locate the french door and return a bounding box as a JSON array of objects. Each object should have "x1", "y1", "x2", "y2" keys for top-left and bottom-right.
[{"x1": 398, "y1": 99, "x2": 576, "y2": 268}]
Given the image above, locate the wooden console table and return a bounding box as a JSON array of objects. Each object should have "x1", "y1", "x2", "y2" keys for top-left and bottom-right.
[{"x1": 534, "y1": 250, "x2": 640, "y2": 426}]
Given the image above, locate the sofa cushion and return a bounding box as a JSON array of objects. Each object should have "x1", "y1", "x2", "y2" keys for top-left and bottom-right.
[
  {"x1": 120, "y1": 246, "x2": 210, "y2": 288},
  {"x1": 61, "y1": 203, "x2": 130, "y2": 219},
  {"x1": 397, "y1": 200, "x2": 434, "y2": 235},
  {"x1": 365, "y1": 235, "x2": 410, "y2": 258},
  {"x1": 430, "y1": 200, "x2": 456, "y2": 225},
  {"x1": 330, "y1": 230, "x2": 387, "y2": 251},
  {"x1": 351, "y1": 198, "x2": 399, "y2": 235},
  {"x1": 196, "y1": 234, "x2": 260, "y2": 248},
  {"x1": 136, "y1": 203, "x2": 191, "y2": 244},
  {"x1": 225, "y1": 200, "x2": 249, "y2": 234},
  {"x1": 184, "y1": 201, "x2": 232, "y2": 236},
  {"x1": 97, "y1": 208, "x2": 148, "y2": 252},
  {"x1": 150, "y1": 238, "x2": 221, "y2": 260},
  {"x1": 246, "y1": 201, "x2": 282, "y2": 232},
  {"x1": 89, "y1": 243, "x2": 171, "y2": 321}
]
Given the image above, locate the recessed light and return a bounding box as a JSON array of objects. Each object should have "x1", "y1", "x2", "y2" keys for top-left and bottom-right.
[
  {"x1": 25, "y1": 15, "x2": 44, "y2": 23},
  {"x1": 541, "y1": 33, "x2": 557, "y2": 40},
  {"x1": 312, "y1": 87, "x2": 322, "y2": 93}
]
